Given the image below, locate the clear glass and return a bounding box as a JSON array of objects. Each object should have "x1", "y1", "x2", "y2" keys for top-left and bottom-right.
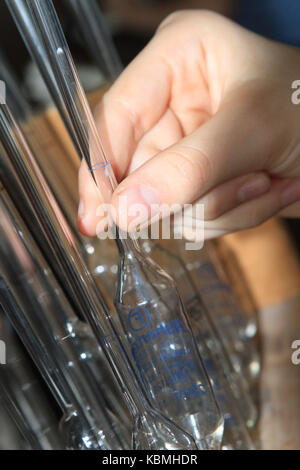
[
  {"x1": 141, "y1": 240, "x2": 257, "y2": 427},
  {"x1": 62, "y1": 0, "x2": 122, "y2": 80},
  {"x1": 62, "y1": 317, "x2": 132, "y2": 437},
  {"x1": 8, "y1": 0, "x2": 225, "y2": 449},
  {"x1": 0, "y1": 92, "x2": 196, "y2": 452},
  {"x1": 141, "y1": 239, "x2": 257, "y2": 437},
  {"x1": 0, "y1": 401, "x2": 31, "y2": 450},
  {"x1": 0, "y1": 191, "x2": 195, "y2": 449},
  {"x1": 188, "y1": 301, "x2": 254, "y2": 449},
  {"x1": 211, "y1": 239, "x2": 261, "y2": 382},
  {"x1": 0, "y1": 195, "x2": 128, "y2": 450},
  {"x1": 213, "y1": 239, "x2": 259, "y2": 338},
  {"x1": 169, "y1": 238, "x2": 260, "y2": 394},
  {"x1": 0, "y1": 310, "x2": 63, "y2": 450},
  {"x1": 115, "y1": 243, "x2": 224, "y2": 449},
  {"x1": 0, "y1": 42, "x2": 112, "y2": 284}
]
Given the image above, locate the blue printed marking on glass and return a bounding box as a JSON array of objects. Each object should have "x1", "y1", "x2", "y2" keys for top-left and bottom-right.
[
  {"x1": 129, "y1": 316, "x2": 207, "y2": 413},
  {"x1": 115, "y1": 249, "x2": 224, "y2": 448},
  {"x1": 88, "y1": 161, "x2": 110, "y2": 172},
  {"x1": 128, "y1": 307, "x2": 151, "y2": 332}
]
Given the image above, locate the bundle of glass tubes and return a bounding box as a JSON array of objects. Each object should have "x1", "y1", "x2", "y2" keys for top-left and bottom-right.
[{"x1": 0, "y1": 0, "x2": 260, "y2": 450}]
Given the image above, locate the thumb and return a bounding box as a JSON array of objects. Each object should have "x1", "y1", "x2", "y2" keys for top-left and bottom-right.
[{"x1": 111, "y1": 84, "x2": 279, "y2": 231}]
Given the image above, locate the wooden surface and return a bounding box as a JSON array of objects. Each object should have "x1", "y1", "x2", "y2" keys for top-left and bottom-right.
[
  {"x1": 223, "y1": 220, "x2": 300, "y2": 449},
  {"x1": 224, "y1": 218, "x2": 300, "y2": 310}
]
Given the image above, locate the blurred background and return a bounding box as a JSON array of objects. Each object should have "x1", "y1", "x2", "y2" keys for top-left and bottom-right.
[{"x1": 1, "y1": 0, "x2": 300, "y2": 246}]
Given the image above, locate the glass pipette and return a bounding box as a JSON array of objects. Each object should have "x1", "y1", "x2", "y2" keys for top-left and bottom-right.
[
  {"x1": 188, "y1": 242, "x2": 259, "y2": 391},
  {"x1": 0, "y1": 53, "x2": 81, "y2": 238},
  {"x1": 0, "y1": 63, "x2": 130, "y2": 432},
  {"x1": 211, "y1": 239, "x2": 260, "y2": 383},
  {"x1": 4, "y1": 0, "x2": 86, "y2": 164},
  {"x1": 160, "y1": 238, "x2": 258, "y2": 426},
  {"x1": 62, "y1": 0, "x2": 122, "y2": 80},
  {"x1": 0, "y1": 308, "x2": 63, "y2": 450},
  {"x1": 9, "y1": 0, "x2": 224, "y2": 448},
  {"x1": 2, "y1": 1, "x2": 119, "y2": 302},
  {"x1": 0, "y1": 41, "x2": 119, "y2": 314},
  {"x1": 0, "y1": 190, "x2": 130, "y2": 449},
  {"x1": 141, "y1": 239, "x2": 256, "y2": 446},
  {"x1": 55, "y1": 1, "x2": 256, "y2": 439},
  {"x1": 0, "y1": 100, "x2": 196, "y2": 450},
  {"x1": 61, "y1": 1, "x2": 255, "y2": 397},
  {"x1": 0, "y1": 399, "x2": 31, "y2": 450},
  {"x1": 56, "y1": 0, "x2": 130, "y2": 297}
]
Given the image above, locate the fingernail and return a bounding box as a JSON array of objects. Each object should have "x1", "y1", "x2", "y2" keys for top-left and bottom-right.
[
  {"x1": 281, "y1": 182, "x2": 300, "y2": 207},
  {"x1": 115, "y1": 184, "x2": 160, "y2": 230},
  {"x1": 77, "y1": 199, "x2": 96, "y2": 236},
  {"x1": 78, "y1": 199, "x2": 85, "y2": 220},
  {"x1": 238, "y1": 175, "x2": 271, "y2": 203}
]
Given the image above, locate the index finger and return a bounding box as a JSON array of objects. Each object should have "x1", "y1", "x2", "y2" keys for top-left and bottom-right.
[{"x1": 94, "y1": 40, "x2": 172, "y2": 181}]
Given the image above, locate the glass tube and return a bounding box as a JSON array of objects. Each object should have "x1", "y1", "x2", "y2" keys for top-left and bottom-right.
[
  {"x1": 0, "y1": 190, "x2": 131, "y2": 448},
  {"x1": 0, "y1": 309, "x2": 63, "y2": 449},
  {"x1": 42, "y1": 0, "x2": 256, "y2": 440},
  {"x1": 210, "y1": 239, "x2": 261, "y2": 382},
  {"x1": 141, "y1": 239, "x2": 257, "y2": 435},
  {"x1": 7, "y1": 0, "x2": 224, "y2": 448},
  {"x1": 62, "y1": 0, "x2": 122, "y2": 80},
  {"x1": 196, "y1": 242, "x2": 260, "y2": 387},
  {"x1": 169, "y1": 238, "x2": 260, "y2": 394},
  {"x1": 0, "y1": 64, "x2": 130, "y2": 430},
  {"x1": 0, "y1": 52, "x2": 81, "y2": 235},
  {"x1": 0, "y1": 400, "x2": 31, "y2": 450},
  {"x1": 0, "y1": 102, "x2": 196, "y2": 451},
  {"x1": 57, "y1": 0, "x2": 129, "y2": 298},
  {"x1": 213, "y1": 239, "x2": 259, "y2": 338},
  {"x1": 0, "y1": 196, "x2": 131, "y2": 449},
  {"x1": 0, "y1": 45, "x2": 112, "y2": 287}
]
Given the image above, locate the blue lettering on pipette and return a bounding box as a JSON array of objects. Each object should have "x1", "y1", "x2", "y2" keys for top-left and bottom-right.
[
  {"x1": 88, "y1": 161, "x2": 110, "y2": 172},
  {"x1": 128, "y1": 316, "x2": 207, "y2": 405},
  {"x1": 128, "y1": 307, "x2": 151, "y2": 332},
  {"x1": 131, "y1": 319, "x2": 186, "y2": 353}
]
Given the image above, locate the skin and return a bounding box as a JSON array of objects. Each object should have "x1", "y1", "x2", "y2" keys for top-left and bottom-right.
[{"x1": 78, "y1": 10, "x2": 300, "y2": 240}]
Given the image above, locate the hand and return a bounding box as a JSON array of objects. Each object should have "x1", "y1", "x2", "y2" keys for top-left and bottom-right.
[{"x1": 78, "y1": 10, "x2": 300, "y2": 240}]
